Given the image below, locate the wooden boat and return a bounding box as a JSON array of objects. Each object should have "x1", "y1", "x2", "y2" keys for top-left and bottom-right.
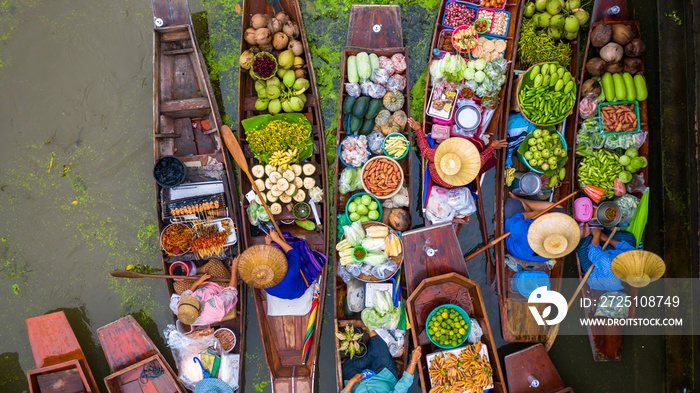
[
  {"x1": 504, "y1": 344, "x2": 573, "y2": 393},
  {"x1": 150, "y1": 0, "x2": 246, "y2": 386},
  {"x1": 493, "y1": 13, "x2": 581, "y2": 343},
  {"x1": 332, "y1": 5, "x2": 413, "y2": 391},
  {"x1": 97, "y1": 315, "x2": 186, "y2": 393},
  {"x1": 26, "y1": 311, "x2": 100, "y2": 393},
  {"x1": 568, "y1": 0, "x2": 646, "y2": 362},
  {"x1": 236, "y1": 1, "x2": 327, "y2": 391},
  {"x1": 402, "y1": 224, "x2": 506, "y2": 392}
]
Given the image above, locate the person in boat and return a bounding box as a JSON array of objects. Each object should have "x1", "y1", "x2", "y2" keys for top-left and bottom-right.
[
  {"x1": 408, "y1": 117, "x2": 508, "y2": 188},
  {"x1": 575, "y1": 222, "x2": 637, "y2": 291},
  {"x1": 341, "y1": 329, "x2": 422, "y2": 393},
  {"x1": 169, "y1": 258, "x2": 239, "y2": 326},
  {"x1": 504, "y1": 193, "x2": 579, "y2": 263},
  {"x1": 263, "y1": 231, "x2": 309, "y2": 300}
]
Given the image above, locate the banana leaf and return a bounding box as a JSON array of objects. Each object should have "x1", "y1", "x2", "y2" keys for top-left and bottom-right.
[
  {"x1": 240, "y1": 113, "x2": 312, "y2": 163},
  {"x1": 625, "y1": 187, "x2": 649, "y2": 248}
]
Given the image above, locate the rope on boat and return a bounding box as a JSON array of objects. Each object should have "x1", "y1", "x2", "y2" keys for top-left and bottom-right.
[{"x1": 139, "y1": 360, "x2": 164, "y2": 384}]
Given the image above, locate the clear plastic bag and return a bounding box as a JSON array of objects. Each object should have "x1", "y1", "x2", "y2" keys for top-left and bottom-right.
[
  {"x1": 361, "y1": 263, "x2": 374, "y2": 276},
  {"x1": 346, "y1": 278, "x2": 365, "y2": 313},
  {"x1": 379, "y1": 56, "x2": 396, "y2": 75},
  {"x1": 371, "y1": 260, "x2": 398, "y2": 280},
  {"x1": 368, "y1": 83, "x2": 387, "y2": 99},
  {"x1": 475, "y1": 84, "x2": 488, "y2": 98},
  {"x1": 375, "y1": 328, "x2": 405, "y2": 358},
  {"x1": 467, "y1": 318, "x2": 483, "y2": 344},
  {"x1": 372, "y1": 68, "x2": 390, "y2": 85},
  {"x1": 367, "y1": 131, "x2": 385, "y2": 154},
  {"x1": 447, "y1": 187, "x2": 476, "y2": 218},
  {"x1": 425, "y1": 186, "x2": 455, "y2": 224},
  {"x1": 391, "y1": 53, "x2": 407, "y2": 73},
  {"x1": 360, "y1": 80, "x2": 374, "y2": 96},
  {"x1": 579, "y1": 97, "x2": 597, "y2": 119},
  {"x1": 386, "y1": 74, "x2": 406, "y2": 91},
  {"x1": 337, "y1": 264, "x2": 353, "y2": 283},
  {"x1": 165, "y1": 325, "x2": 226, "y2": 390},
  {"x1": 626, "y1": 174, "x2": 646, "y2": 194},
  {"x1": 345, "y1": 83, "x2": 361, "y2": 97},
  {"x1": 604, "y1": 133, "x2": 637, "y2": 150},
  {"x1": 489, "y1": 57, "x2": 508, "y2": 74},
  {"x1": 338, "y1": 167, "x2": 363, "y2": 194},
  {"x1": 594, "y1": 291, "x2": 630, "y2": 318},
  {"x1": 346, "y1": 262, "x2": 363, "y2": 278},
  {"x1": 615, "y1": 193, "x2": 640, "y2": 224}
]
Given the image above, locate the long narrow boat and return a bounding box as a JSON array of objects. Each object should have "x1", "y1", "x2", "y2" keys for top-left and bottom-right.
[
  {"x1": 97, "y1": 315, "x2": 186, "y2": 393},
  {"x1": 236, "y1": 1, "x2": 327, "y2": 391},
  {"x1": 26, "y1": 311, "x2": 100, "y2": 393},
  {"x1": 569, "y1": 0, "x2": 646, "y2": 362},
  {"x1": 402, "y1": 224, "x2": 506, "y2": 393},
  {"x1": 504, "y1": 344, "x2": 573, "y2": 393},
  {"x1": 493, "y1": 13, "x2": 581, "y2": 343},
  {"x1": 332, "y1": 5, "x2": 413, "y2": 391},
  {"x1": 150, "y1": 0, "x2": 246, "y2": 387}
]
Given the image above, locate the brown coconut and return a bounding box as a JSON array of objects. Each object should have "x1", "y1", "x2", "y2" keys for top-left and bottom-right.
[{"x1": 590, "y1": 24, "x2": 612, "y2": 47}]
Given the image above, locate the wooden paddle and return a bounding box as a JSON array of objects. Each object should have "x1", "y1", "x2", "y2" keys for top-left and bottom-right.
[
  {"x1": 544, "y1": 263, "x2": 594, "y2": 352},
  {"x1": 601, "y1": 227, "x2": 618, "y2": 250},
  {"x1": 220, "y1": 125, "x2": 284, "y2": 239},
  {"x1": 110, "y1": 270, "x2": 230, "y2": 283},
  {"x1": 463, "y1": 192, "x2": 578, "y2": 263}
]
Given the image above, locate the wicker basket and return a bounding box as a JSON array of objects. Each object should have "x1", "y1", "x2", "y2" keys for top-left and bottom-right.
[{"x1": 516, "y1": 62, "x2": 576, "y2": 127}]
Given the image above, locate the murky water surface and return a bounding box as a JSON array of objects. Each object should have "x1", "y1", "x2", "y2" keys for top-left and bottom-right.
[{"x1": 0, "y1": 0, "x2": 662, "y2": 392}]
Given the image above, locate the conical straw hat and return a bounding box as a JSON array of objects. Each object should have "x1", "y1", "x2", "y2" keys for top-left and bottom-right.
[
  {"x1": 611, "y1": 250, "x2": 665, "y2": 288},
  {"x1": 527, "y1": 213, "x2": 580, "y2": 259},
  {"x1": 238, "y1": 244, "x2": 288, "y2": 289},
  {"x1": 433, "y1": 138, "x2": 481, "y2": 186}
]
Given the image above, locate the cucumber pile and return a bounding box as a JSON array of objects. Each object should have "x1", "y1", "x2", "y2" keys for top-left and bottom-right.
[
  {"x1": 518, "y1": 62, "x2": 577, "y2": 125},
  {"x1": 342, "y1": 95, "x2": 383, "y2": 135}
]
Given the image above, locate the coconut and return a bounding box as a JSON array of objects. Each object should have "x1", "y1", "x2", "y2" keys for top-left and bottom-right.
[
  {"x1": 590, "y1": 24, "x2": 612, "y2": 47},
  {"x1": 573, "y1": 9, "x2": 589, "y2": 26},
  {"x1": 255, "y1": 28, "x2": 272, "y2": 46},
  {"x1": 272, "y1": 32, "x2": 289, "y2": 50},
  {"x1": 564, "y1": 15, "x2": 579, "y2": 33},
  {"x1": 275, "y1": 11, "x2": 290, "y2": 24},
  {"x1": 244, "y1": 28, "x2": 258, "y2": 45},
  {"x1": 292, "y1": 56, "x2": 304, "y2": 70},
  {"x1": 605, "y1": 61, "x2": 624, "y2": 74},
  {"x1": 288, "y1": 40, "x2": 304, "y2": 56},
  {"x1": 585, "y1": 57, "x2": 606, "y2": 76},
  {"x1": 294, "y1": 68, "x2": 307, "y2": 79},
  {"x1": 599, "y1": 42, "x2": 623, "y2": 63},
  {"x1": 283, "y1": 21, "x2": 300, "y2": 39},
  {"x1": 268, "y1": 18, "x2": 283, "y2": 34},
  {"x1": 260, "y1": 43, "x2": 274, "y2": 52},
  {"x1": 623, "y1": 58, "x2": 643, "y2": 74},
  {"x1": 239, "y1": 50, "x2": 255, "y2": 70},
  {"x1": 625, "y1": 38, "x2": 645, "y2": 57},
  {"x1": 278, "y1": 50, "x2": 294, "y2": 69},
  {"x1": 251, "y1": 13, "x2": 271, "y2": 29},
  {"x1": 581, "y1": 79, "x2": 601, "y2": 98},
  {"x1": 611, "y1": 24, "x2": 635, "y2": 45}
]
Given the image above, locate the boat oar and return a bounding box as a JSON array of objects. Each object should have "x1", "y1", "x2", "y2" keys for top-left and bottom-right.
[
  {"x1": 601, "y1": 227, "x2": 618, "y2": 250},
  {"x1": 110, "y1": 270, "x2": 230, "y2": 283},
  {"x1": 544, "y1": 263, "x2": 594, "y2": 352},
  {"x1": 463, "y1": 192, "x2": 578, "y2": 263},
  {"x1": 221, "y1": 125, "x2": 284, "y2": 239}
]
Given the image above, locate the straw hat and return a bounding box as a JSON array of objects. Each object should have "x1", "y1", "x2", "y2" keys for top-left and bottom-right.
[
  {"x1": 611, "y1": 250, "x2": 666, "y2": 288},
  {"x1": 204, "y1": 258, "x2": 231, "y2": 286},
  {"x1": 238, "y1": 244, "x2": 288, "y2": 288},
  {"x1": 177, "y1": 295, "x2": 201, "y2": 325},
  {"x1": 433, "y1": 138, "x2": 481, "y2": 186},
  {"x1": 527, "y1": 213, "x2": 580, "y2": 258}
]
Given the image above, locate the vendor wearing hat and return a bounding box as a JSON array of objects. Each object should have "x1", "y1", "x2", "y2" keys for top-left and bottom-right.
[
  {"x1": 505, "y1": 193, "x2": 579, "y2": 262},
  {"x1": 169, "y1": 258, "x2": 239, "y2": 326},
  {"x1": 409, "y1": 118, "x2": 507, "y2": 188},
  {"x1": 575, "y1": 223, "x2": 638, "y2": 291}
]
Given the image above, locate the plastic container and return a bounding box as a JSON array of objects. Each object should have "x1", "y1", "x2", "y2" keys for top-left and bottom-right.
[
  {"x1": 451, "y1": 25, "x2": 479, "y2": 54},
  {"x1": 431, "y1": 124, "x2": 451, "y2": 141},
  {"x1": 352, "y1": 245, "x2": 368, "y2": 263},
  {"x1": 153, "y1": 155, "x2": 186, "y2": 188},
  {"x1": 574, "y1": 197, "x2": 593, "y2": 222},
  {"x1": 338, "y1": 135, "x2": 371, "y2": 168},
  {"x1": 382, "y1": 133, "x2": 410, "y2": 160},
  {"x1": 481, "y1": 9, "x2": 510, "y2": 37},
  {"x1": 516, "y1": 131, "x2": 568, "y2": 174},
  {"x1": 441, "y1": 1, "x2": 480, "y2": 29},
  {"x1": 426, "y1": 304, "x2": 472, "y2": 349},
  {"x1": 169, "y1": 260, "x2": 196, "y2": 281},
  {"x1": 473, "y1": 17, "x2": 491, "y2": 34},
  {"x1": 345, "y1": 192, "x2": 383, "y2": 223},
  {"x1": 597, "y1": 100, "x2": 641, "y2": 135},
  {"x1": 214, "y1": 328, "x2": 237, "y2": 353}
]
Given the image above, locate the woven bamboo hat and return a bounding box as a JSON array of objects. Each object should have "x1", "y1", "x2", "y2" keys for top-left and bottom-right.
[
  {"x1": 433, "y1": 138, "x2": 481, "y2": 186},
  {"x1": 611, "y1": 250, "x2": 666, "y2": 288},
  {"x1": 527, "y1": 213, "x2": 580, "y2": 258},
  {"x1": 177, "y1": 295, "x2": 201, "y2": 325},
  {"x1": 238, "y1": 244, "x2": 288, "y2": 288}
]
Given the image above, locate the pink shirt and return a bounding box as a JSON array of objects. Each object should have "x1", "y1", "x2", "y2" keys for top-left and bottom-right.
[{"x1": 169, "y1": 282, "x2": 238, "y2": 326}]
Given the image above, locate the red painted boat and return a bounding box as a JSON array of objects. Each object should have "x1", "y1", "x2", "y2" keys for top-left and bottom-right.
[
  {"x1": 26, "y1": 311, "x2": 100, "y2": 393},
  {"x1": 504, "y1": 344, "x2": 573, "y2": 393},
  {"x1": 97, "y1": 315, "x2": 186, "y2": 393}
]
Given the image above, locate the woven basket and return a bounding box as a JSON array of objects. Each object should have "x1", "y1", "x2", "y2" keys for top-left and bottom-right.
[
  {"x1": 516, "y1": 62, "x2": 576, "y2": 127},
  {"x1": 238, "y1": 244, "x2": 288, "y2": 289}
]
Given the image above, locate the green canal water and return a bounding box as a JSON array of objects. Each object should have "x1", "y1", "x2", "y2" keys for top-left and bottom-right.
[{"x1": 0, "y1": 0, "x2": 665, "y2": 392}]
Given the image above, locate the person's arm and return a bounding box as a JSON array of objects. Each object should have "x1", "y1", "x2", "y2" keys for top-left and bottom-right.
[
  {"x1": 591, "y1": 229, "x2": 602, "y2": 247},
  {"x1": 391, "y1": 347, "x2": 422, "y2": 393},
  {"x1": 341, "y1": 373, "x2": 363, "y2": 393},
  {"x1": 189, "y1": 273, "x2": 211, "y2": 292},
  {"x1": 229, "y1": 257, "x2": 239, "y2": 288},
  {"x1": 408, "y1": 117, "x2": 436, "y2": 161},
  {"x1": 266, "y1": 232, "x2": 293, "y2": 253}
]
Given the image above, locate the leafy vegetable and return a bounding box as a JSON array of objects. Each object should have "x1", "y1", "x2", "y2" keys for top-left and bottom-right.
[
  {"x1": 361, "y1": 290, "x2": 401, "y2": 330},
  {"x1": 363, "y1": 252, "x2": 388, "y2": 266},
  {"x1": 430, "y1": 53, "x2": 468, "y2": 84},
  {"x1": 361, "y1": 237, "x2": 386, "y2": 252},
  {"x1": 342, "y1": 220, "x2": 365, "y2": 246}
]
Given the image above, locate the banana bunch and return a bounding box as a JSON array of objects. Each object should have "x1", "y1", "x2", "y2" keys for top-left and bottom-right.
[
  {"x1": 269, "y1": 148, "x2": 297, "y2": 170},
  {"x1": 385, "y1": 233, "x2": 402, "y2": 257},
  {"x1": 254, "y1": 70, "x2": 310, "y2": 115},
  {"x1": 505, "y1": 167, "x2": 516, "y2": 187},
  {"x1": 336, "y1": 239, "x2": 353, "y2": 265}
]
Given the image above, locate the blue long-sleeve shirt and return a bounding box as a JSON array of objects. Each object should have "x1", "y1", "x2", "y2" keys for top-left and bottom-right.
[
  {"x1": 505, "y1": 213, "x2": 549, "y2": 263},
  {"x1": 342, "y1": 369, "x2": 414, "y2": 393},
  {"x1": 264, "y1": 249, "x2": 307, "y2": 300},
  {"x1": 587, "y1": 240, "x2": 636, "y2": 291}
]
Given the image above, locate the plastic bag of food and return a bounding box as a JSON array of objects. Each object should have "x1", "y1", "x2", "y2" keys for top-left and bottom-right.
[
  {"x1": 368, "y1": 83, "x2": 387, "y2": 99},
  {"x1": 371, "y1": 260, "x2": 398, "y2": 280},
  {"x1": 361, "y1": 263, "x2": 374, "y2": 276},
  {"x1": 367, "y1": 131, "x2": 385, "y2": 154},
  {"x1": 343, "y1": 220, "x2": 365, "y2": 246},
  {"x1": 386, "y1": 74, "x2": 406, "y2": 92},
  {"x1": 604, "y1": 133, "x2": 637, "y2": 150},
  {"x1": 375, "y1": 328, "x2": 405, "y2": 358},
  {"x1": 372, "y1": 68, "x2": 390, "y2": 85},
  {"x1": 360, "y1": 80, "x2": 374, "y2": 96},
  {"x1": 626, "y1": 175, "x2": 646, "y2": 194},
  {"x1": 364, "y1": 251, "x2": 388, "y2": 266},
  {"x1": 337, "y1": 264, "x2": 353, "y2": 284},
  {"x1": 345, "y1": 83, "x2": 361, "y2": 97},
  {"x1": 467, "y1": 318, "x2": 483, "y2": 344},
  {"x1": 489, "y1": 57, "x2": 508, "y2": 74},
  {"x1": 594, "y1": 291, "x2": 630, "y2": 318},
  {"x1": 447, "y1": 187, "x2": 476, "y2": 218},
  {"x1": 165, "y1": 326, "x2": 229, "y2": 390},
  {"x1": 425, "y1": 186, "x2": 455, "y2": 224},
  {"x1": 378, "y1": 56, "x2": 395, "y2": 75},
  {"x1": 579, "y1": 97, "x2": 597, "y2": 119},
  {"x1": 475, "y1": 84, "x2": 489, "y2": 98},
  {"x1": 615, "y1": 193, "x2": 640, "y2": 224},
  {"x1": 391, "y1": 53, "x2": 407, "y2": 73},
  {"x1": 339, "y1": 167, "x2": 362, "y2": 194},
  {"x1": 361, "y1": 237, "x2": 386, "y2": 252},
  {"x1": 346, "y1": 278, "x2": 365, "y2": 313},
  {"x1": 361, "y1": 290, "x2": 400, "y2": 330},
  {"x1": 346, "y1": 262, "x2": 363, "y2": 278}
]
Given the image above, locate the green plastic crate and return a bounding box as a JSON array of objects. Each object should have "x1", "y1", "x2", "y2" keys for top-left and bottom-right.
[{"x1": 597, "y1": 100, "x2": 641, "y2": 135}]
